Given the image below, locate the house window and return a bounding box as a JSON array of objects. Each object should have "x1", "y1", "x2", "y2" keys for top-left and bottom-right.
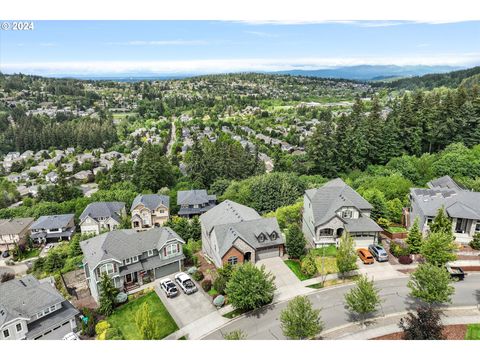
[
  {"x1": 227, "y1": 256, "x2": 238, "y2": 265},
  {"x1": 165, "y1": 244, "x2": 179, "y2": 256},
  {"x1": 16, "y1": 323, "x2": 22, "y2": 333},
  {"x1": 342, "y1": 209, "x2": 352, "y2": 219},
  {"x1": 270, "y1": 232, "x2": 277, "y2": 240},
  {"x1": 3, "y1": 329, "x2": 9, "y2": 338},
  {"x1": 37, "y1": 312, "x2": 43, "y2": 319},
  {"x1": 132, "y1": 256, "x2": 138, "y2": 262},
  {"x1": 124, "y1": 258, "x2": 131, "y2": 265},
  {"x1": 100, "y1": 263, "x2": 115, "y2": 275},
  {"x1": 147, "y1": 249, "x2": 154, "y2": 257},
  {"x1": 319, "y1": 228, "x2": 334, "y2": 236},
  {"x1": 476, "y1": 223, "x2": 480, "y2": 232},
  {"x1": 258, "y1": 233, "x2": 266, "y2": 242},
  {"x1": 50, "y1": 305, "x2": 56, "y2": 312}
]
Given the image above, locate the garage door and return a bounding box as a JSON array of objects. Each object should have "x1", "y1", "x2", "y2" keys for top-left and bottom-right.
[
  {"x1": 354, "y1": 237, "x2": 375, "y2": 249},
  {"x1": 256, "y1": 246, "x2": 281, "y2": 260},
  {"x1": 154, "y1": 261, "x2": 179, "y2": 279}
]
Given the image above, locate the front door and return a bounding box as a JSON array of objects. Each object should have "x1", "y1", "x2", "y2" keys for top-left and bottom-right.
[
  {"x1": 244, "y1": 252, "x2": 252, "y2": 262},
  {"x1": 125, "y1": 273, "x2": 133, "y2": 283}
]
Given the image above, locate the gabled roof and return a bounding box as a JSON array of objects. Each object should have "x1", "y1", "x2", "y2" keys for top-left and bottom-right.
[
  {"x1": 30, "y1": 214, "x2": 74, "y2": 231},
  {"x1": 79, "y1": 202, "x2": 125, "y2": 223},
  {"x1": 80, "y1": 227, "x2": 185, "y2": 268},
  {"x1": 200, "y1": 200, "x2": 260, "y2": 234},
  {"x1": 131, "y1": 194, "x2": 170, "y2": 212},
  {"x1": 0, "y1": 218, "x2": 35, "y2": 235},
  {"x1": 200, "y1": 200, "x2": 285, "y2": 257},
  {"x1": 177, "y1": 189, "x2": 216, "y2": 206},
  {"x1": 411, "y1": 176, "x2": 480, "y2": 219},
  {"x1": 0, "y1": 275, "x2": 65, "y2": 327},
  {"x1": 305, "y1": 178, "x2": 373, "y2": 227}
]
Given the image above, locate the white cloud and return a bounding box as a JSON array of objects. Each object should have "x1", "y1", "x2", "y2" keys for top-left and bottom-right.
[
  {"x1": 2, "y1": 53, "x2": 479, "y2": 76},
  {"x1": 107, "y1": 40, "x2": 208, "y2": 46}
]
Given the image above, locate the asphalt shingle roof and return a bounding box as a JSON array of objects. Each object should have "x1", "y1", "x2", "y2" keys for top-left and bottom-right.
[
  {"x1": 130, "y1": 194, "x2": 170, "y2": 212},
  {"x1": 0, "y1": 218, "x2": 35, "y2": 235},
  {"x1": 79, "y1": 202, "x2": 125, "y2": 223},
  {"x1": 177, "y1": 189, "x2": 216, "y2": 206},
  {"x1": 305, "y1": 178, "x2": 373, "y2": 227},
  {"x1": 30, "y1": 214, "x2": 74, "y2": 231},
  {"x1": 0, "y1": 275, "x2": 65, "y2": 327},
  {"x1": 80, "y1": 227, "x2": 185, "y2": 268}
]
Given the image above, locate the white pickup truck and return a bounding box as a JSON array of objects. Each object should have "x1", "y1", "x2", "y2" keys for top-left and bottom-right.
[{"x1": 174, "y1": 272, "x2": 198, "y2": 295}]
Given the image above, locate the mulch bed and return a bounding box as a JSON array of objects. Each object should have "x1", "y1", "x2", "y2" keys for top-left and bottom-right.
[
  {"x1": 196, "y1": 252, "x2": 217, "y2": 281},
  {"x1": 373, "y1": 324, "x2": 467, "y2": 340}
]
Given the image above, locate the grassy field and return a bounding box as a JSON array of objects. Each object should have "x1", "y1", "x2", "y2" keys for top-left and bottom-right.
[
  {"x1": 310, "y1": 245, "x2": 337, "y2": 257},
  {"x1": 314, "y1": 257, "x2": 339, "y2": 275},
  {"x1": 285, "y1": 247, "x2": 339, "y2": 280},
  {"x1": 307, "y1": 275, "x2": 360, "y2": 289},
  {"x1": 107, "y1": 291, "x2": 178, "y2": 340},
  {"x1": 387, "y1": 226, "x2": 407, "y2": 234},
  {"x1": 465, "y1": 324, "x2": 480, "y2": 340}
]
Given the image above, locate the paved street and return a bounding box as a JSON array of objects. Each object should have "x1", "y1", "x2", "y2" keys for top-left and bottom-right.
[{"x1": 203, "y1": 274, "x2": 480, "y2": 339}]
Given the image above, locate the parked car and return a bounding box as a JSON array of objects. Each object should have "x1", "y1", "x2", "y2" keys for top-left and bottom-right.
[
  {"x1": 446, "y1": 264, "x2": 465, "y2": 281},
  {"x1": 1, "y1": 250, "x2": 9, "y2": 258},
  {"x1": 174, "y1": 272, "x2": 198, "y2": 295},
  {"x1": 160, "y1": 278, "x2": 179, "y2": 298},
  {"x1": 357, "y1": 248, "x2": 374, "y2": 264},
  {"x1": 368, "y1": 244, "x2": 389, "y2": 262}
]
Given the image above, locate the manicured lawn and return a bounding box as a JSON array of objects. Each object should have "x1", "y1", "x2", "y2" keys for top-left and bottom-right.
[
  {"x1": 107, "y1": 291, "x2": 178, "y2": 340},
  {"x1": 387, "y1": 226, "x2": 407, "y2": 234},
  {"x1": 284, "y1": 260, "x2": 311, "y2": 281},
  {"x1": 314, "y1": 257, "x2": 339, "y2": 275},
  {"x1": 310, "y1": 245, "x2": 337, "y2": 257},
  {"x1": 306, "y1": 275, "x2": 360, "y2": 289},
  {"x1": 465, "y1": 324, "x2": 480, "y2": 339}
]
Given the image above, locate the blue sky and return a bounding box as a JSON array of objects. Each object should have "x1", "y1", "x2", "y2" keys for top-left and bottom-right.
[{"x1": 1, "y1": 20, "x2": 479, "y2": 75}]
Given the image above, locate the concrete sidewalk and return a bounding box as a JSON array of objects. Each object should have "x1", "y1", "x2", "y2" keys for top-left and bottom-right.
[
  {"x1": 322, "y1": 307, "x2": 480, "y2": 340},
  {"x1": 164, "y1": 311, "x2": 230, "y2": 340}
]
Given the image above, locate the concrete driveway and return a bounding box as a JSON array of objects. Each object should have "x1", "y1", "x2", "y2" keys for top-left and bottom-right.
[
  {"x1": 256, "y1": 257, "x2": 314, "y2": 302},
  {"x1": 357, "y1": 259, "x2": 407, "y2": 280},
  {"x1": 154, "y1": 274, "x2": 217, "y2": 328}
]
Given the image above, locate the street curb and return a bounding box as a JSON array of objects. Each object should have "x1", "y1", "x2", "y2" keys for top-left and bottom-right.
[{"x1": 320, "y1": 305, "x2": 480, "y2": 337}]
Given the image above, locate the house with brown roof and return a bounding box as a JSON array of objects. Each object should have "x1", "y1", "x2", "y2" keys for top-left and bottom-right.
[{"x1": 0, "y1": 218, "x2": 35, "y2": 251}]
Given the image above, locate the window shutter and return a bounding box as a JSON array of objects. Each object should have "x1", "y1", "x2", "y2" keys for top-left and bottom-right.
[
  {"x1": 164, "y1": 247, "x2": 167, "y2": 256},
  {"x1": 176, "y1": 243, "x2": 179, "y2": 252}
]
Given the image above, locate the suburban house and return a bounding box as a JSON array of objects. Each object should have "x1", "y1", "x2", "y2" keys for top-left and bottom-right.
[
  {"x1": 0, "y1": 275, "x2": 78, "y2": 340},
  {"x1": 302, "y1": 178, "x2": 383, "y2": 248},
  {"x1": 79, "y1": 201, "x2": 126, "y2": 235},
  {"x1": 130, "y1": 194, "x2": 170, "y2": 230},
  {"x1": 80, "y1": 227, "x2": 185, "y2": 301},
  {"x1": 177, "y1": 189, "x2": 217, "y2": 218},
  {"x1": 406, "y1": 175, "x2": 480, "y2": 243},
  {"x1": 200, "y1": 200, "x2": 285, "y2": 267},
  {"x1": 29, "y1": 214, "x2": 76, "y2": 243},
  {"x1": 0, "y1": 218, "x2": 35, "y2": 251}
]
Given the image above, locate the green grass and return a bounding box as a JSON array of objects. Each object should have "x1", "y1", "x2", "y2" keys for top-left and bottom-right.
[
  {"x1": 107, "y1": 291, "x2": 178, "y2": 340},
  {"x1": 284, "y1": 260, "x2": 312, "y2": 281},
  {"x1": 223, "y1": 308, "x2": 248, "y2": 319},
  {"x1": 387, "y1": 226, "x2": 407, "y2": 234},
  {"x1": 306, "y1": 275, "x2": 360, "y2": 289},
  {"x1": 310, "y1": 245, "x2": 337, "y2": 257},
  {"x1": 465, "y1": 324, "x2": 480, "y2": 340},
  {"x1": 208, "y1": 288, "x2": 219, "y2": 297},
  {"x1": 14, "y1": 248, "x2": 40, "y2": 261},
  {"x1": 314, "y1": 257, "x2": 339, "y2": 275}
]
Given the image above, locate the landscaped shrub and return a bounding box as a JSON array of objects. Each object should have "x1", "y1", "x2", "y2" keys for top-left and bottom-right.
[
  {"x1": 104, "y1": 327, "x2": 123, "y2": 340},
  {"x1": 213, "y1": 275, "x2": 228, "y2": 295},
  {"x1": 390, "y1": 241, "x2": 410, "y2": 258},
  {"x1": 192, "y1": 270, "x2": 204, "y2": 282},
  {"x1": 470, "y1": 233, "x2": 480, "y2": 250},
  {"x1": 201, "y1": 279, "x2": 212, "y2": 292},
  {"x1": 377, "y1": 218, "x2": 391, "y2": 230},
  {"x1": 300, "y1": 253, "x2": 317, "y2": 277},
  {"x1": 398, "y1": 255, "x2": 413, "y2": 264},
  {"x1": 81, "y1": 308, "x2": 97, "y2": 337}
]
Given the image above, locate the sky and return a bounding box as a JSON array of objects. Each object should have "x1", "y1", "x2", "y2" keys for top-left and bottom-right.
[{"x1": 1, "y1": 20, "x2": 479, "y2": 76}]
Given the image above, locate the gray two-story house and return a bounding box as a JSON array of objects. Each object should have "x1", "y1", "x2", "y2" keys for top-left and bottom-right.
[
  {"x1": 79, "y1": 201, "x2": 126, "y2": 235},
  {"x1": 80, "y1": 227, "x2": 186, "y2": 301},
  {"x1": 302, "y1": 178, "x2": 383, "y2": 248},
  {"x1": 0, "y1": 275, "x2": 78, "y2": 340},
  {"x1": 29, "y1": 214, "x2": 76, "y2": 243},
  {"x1": 177, "y1": 190, "x2": 217, "y2": 218},
  {"x1": 406, "y1": 176, "x2": 480, "y2": 243}
]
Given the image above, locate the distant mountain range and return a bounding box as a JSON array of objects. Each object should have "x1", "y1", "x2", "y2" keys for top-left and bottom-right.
[
  {"x1": 273, "y1": 65, "x2": 464, "y2": 81},
  {"x1": 48, "y1": 65, "x2": 466, "y2": 82}
]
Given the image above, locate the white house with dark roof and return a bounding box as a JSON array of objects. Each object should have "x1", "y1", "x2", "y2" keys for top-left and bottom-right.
[
  {"x1": 177, "y1": 189, "x2": 217, "y2": 218},
  {"x1": 29, "y1": 214, "x2": 76, "y2": 243},
  {"x1": 80, "y1": 227, "x2": 185, "y2": 301},
  {"x1": 79, "y1": 201, "x2": 126, "y2": 235},
  {"x1": 0, "y1": 275, "x2": 78, "y2": 340},
  {"x1": 406, "y1": 176, "x2": 480, "y2": 243},
  {"x1": 200, "y1": 200, "x2": 285, "y2": 267},
  {"x1": 302, "y1": 178, "x2": 383, "y2": 248},
  {"x1": 131, "y1": 194, "x2": 170, "y2": 230}
]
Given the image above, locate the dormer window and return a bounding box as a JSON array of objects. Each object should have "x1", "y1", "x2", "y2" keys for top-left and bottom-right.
[
  {"x1": 270, "y1": 232, "x2": 277, "y2": 240},
  {"x1": 147, "y1": 249, "x2": 154, "y2": 257},
  {"x1": 342, "y1": 209, "x2": 352, "y2": 219},
  {"x1": 258, "y1": 233, "x2": 265, "y2": 242}
]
